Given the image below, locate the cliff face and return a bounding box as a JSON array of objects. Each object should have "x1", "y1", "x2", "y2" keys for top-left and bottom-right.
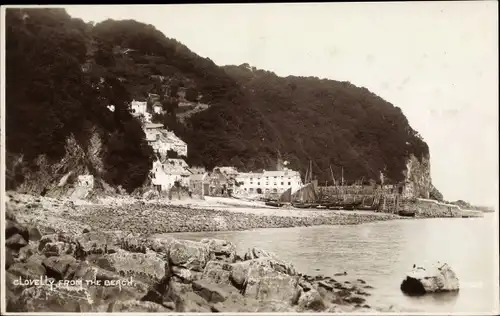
[
  {"x1": 402, "y1": 154, "x2": 432, "y2": 199},
  {"x1": 6, "y1": 126, "x2": 111, "y2": 198}
]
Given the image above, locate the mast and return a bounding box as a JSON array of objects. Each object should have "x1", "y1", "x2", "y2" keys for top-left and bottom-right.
[
  {"x1": 341, "y1": 166, "x2": 344, "y2": 187},
  {"x1": 309, "y1": 160, "x2": 313, "y2": 183}
]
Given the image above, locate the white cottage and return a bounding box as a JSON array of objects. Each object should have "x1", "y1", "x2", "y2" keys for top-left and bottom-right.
[
  {"x1": 235, "y1": 168, "x2": 303, "y2": 196},
  {"x1": 150, "y1": 158, "x2": 192, "y2": 192}
]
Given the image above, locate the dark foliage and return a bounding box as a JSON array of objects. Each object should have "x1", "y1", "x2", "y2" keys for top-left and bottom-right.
[
  {"x1": 184, "y1": 65, "x2": 429, "y2": 184},
  {"x1": 5, "y1": 9, "x2": 153, "y2": 193},
  {"x1": 6, "y1": 10, "x2": 430, "y2": 190}
]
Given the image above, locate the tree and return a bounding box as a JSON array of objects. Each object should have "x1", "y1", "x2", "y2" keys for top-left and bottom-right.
[{"x1": 185, "y1": 87, "x2": 199, "y2": 102}]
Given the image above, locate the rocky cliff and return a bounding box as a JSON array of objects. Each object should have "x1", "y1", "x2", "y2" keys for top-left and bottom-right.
[{"x1": 402, "y1": 154, "x2": 433, "y2": 199}]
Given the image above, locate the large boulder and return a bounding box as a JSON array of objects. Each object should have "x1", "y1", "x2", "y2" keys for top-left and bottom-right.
[
  {"x1": 297, "y1": 288, "x2": 327, "y2": 311},
  {"x1": 240, "y1": 259, "x2": 301, "y2": 304},
  {"x1": 168, "y1": 239, "x2": 210, "y2": 272},
  {"x1": 107, "y1": 300, "x2": 171, "y2": 312},
  {"x1": 244, "y1": 247, "x2": 277, "y2": 260},
  {"x1": 73, "y1": 230, "x2": 124, "y2": 255},
  {"x1": 202, "y1": 260, "x2": 233, "y2": 285},
  {"x1": 15, "y1": 285, "x2": 94, "y2": 312},
  {"x1": 101, "y1": 249, "x2": 168, "y2": 285},
  {"x1": 200, "y1": 238, "x2": 237, "y2": 262},
  {"x1": 400, "y1": 262, "x2": 459, "y2": 295}
]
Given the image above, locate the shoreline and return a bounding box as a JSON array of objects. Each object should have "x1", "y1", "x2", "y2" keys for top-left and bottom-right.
[
  {"x1": 6, "y1": 192, "x2": 405, "y2": 237},
  {"x1": 4, "y1": 192, "x2": 413, "y2": 313}
]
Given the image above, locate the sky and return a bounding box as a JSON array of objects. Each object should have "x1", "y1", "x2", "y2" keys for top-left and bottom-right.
[{"x1": 64, "y1": 2, "x2": 498, "y2": 206}]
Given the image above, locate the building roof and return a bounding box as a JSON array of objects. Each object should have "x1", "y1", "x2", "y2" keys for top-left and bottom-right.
[
  {"x1": 161, "y1": 158, "x2": 189, "y2": 167},
  {"x1": 144, "y1": 123, "x2": 164, "y2": 129},
  {"x1": 262, "y1": 169, "x2": 300, "y2": 177},
  {"x1": 190, "y1": 173, "x2": 208, "y2": 181},
  {"x1": 216, "y1": 166, "x2": 239, "y2": 175}
]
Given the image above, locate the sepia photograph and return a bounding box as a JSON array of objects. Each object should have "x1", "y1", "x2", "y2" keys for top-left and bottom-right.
[{"x1": 1, "y1": 2, "x2": 499, "y2": 314}]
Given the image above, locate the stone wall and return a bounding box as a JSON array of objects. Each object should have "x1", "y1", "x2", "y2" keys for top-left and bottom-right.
[{"x1": 401, "y1": 199, "x2": 483, "y2": 218}]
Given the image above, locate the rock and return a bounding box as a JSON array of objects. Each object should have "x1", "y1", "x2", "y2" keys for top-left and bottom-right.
[
  {"x1": 74, "y1": 230, "x2": 124, "y2": 255},
  {"x1": 6, "y1": 248, "x2": 15, "y2": 269},
  {"x1": 17, "y1": 242, "x2": 39, "y2": 262},
  {"x1": 400, "y1": 262, "x2": 459, "y2": 295},
  {"x1": 107, "y1": 300, "x2": 170, "y2": 312},
  {"x1": 210, "y1": 293, "x2": 257, "y2": 312},
  {"x1": 202, "y1": 260, "x2": 233, "y2": 285},
  {"x1": 168, "y1": 239, "x2": 210, "y2": 272},
  {"x1": 345, "y1": 295, "x2": 366, "y2": 304},
  {"x1": 192, "y1": 280, "x2": 229, "y2": 303},
  {"x1": 6, "y1": 234, "x2": 28, "y2": 251},
  {"x1": 42, "y1": 255, "x2": 77, "y2": 280},
  {"x1": 6, "y1": 219, "x2": 29, "y2": 242},
  {"x1": 175, "y1": 289, "x2": 212, "y2": 312},
  {"x1": 172, "y1": 266, "x2": 202, "y2": 283},
  {"x1": 8, "y1": 259, "x2": 47, "y2": 280},
  {"x1": 200, "y1": 238, "x2": 237, "y2": 262},
  {"x1": 298, "y1": 288, "x2": 327, "y2": 311},
  {"x1": 244, "y1": 260, "x2": 300, "y2": 304},
  {"x1": 145, "y1": 237, "x2": 175, "y2": 254},
  {"x1": 244, "y1": 247, "x2": 278, "y2": 260},
  {"x1": 28, "y1": 226, "x2": 43, "y2": 241},
  {"x1": 254, "y1": 300, "x2": 298, "y2": 312},
  {"x1": 119, "y1": 233, "x2": 148, "y2": 253},
  {"x1": 299, "y1": 279, "x2": 313, "y2": 292},
  {"x1": 16, "y1": 285, "x2": 93, "y2": 312},
  {"x1": 103, "y1": 249, "x2": 167, "y2": 285},
  {"x1": 5, "y1": 271, "x2": 27, "y2": 312},
  {"x1": 317, "y1": 280, "x2": 334, "y2": 291},
  {"x1": 40, "y1": 241, "x2": 71, "y2": 257}
]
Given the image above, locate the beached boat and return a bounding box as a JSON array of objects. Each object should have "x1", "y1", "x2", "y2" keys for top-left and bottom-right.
[
  {"x1": 265, "y1": 201, "x2": 284, "y2": 207},
  {"x1": 398, "y1": 210, "x2": 416, "y2": 217},
  {"x1": 357, "y1": 205, "x2": 377, "y2": 211},
  {"x1": 292, "y1": 202, "x2": 313, "y2": 209}
]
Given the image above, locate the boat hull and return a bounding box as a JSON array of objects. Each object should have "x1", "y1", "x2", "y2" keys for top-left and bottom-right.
[{"x1": 398, "y1": 211, "x2": 416, "y2": 217}]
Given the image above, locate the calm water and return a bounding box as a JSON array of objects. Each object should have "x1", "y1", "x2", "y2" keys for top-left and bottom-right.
[{"x1": 162, "y1": 214, "x2": 499, "y2": 313}]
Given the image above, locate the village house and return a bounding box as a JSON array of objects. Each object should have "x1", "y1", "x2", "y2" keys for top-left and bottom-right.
[
  {"x1": 77, "y1": 175, "x2": 94, "y2": 189},
  {"x1": 216, "y1": 166, "x2": 239, "y2": 178},
  {"x1": 150, "y1": 157, "x2": 192, "y2": 192},
  {"x1": 207, "y1": 168, "x2": 230, "y2": 196},
  {"x1": 235, "y1": 168, "x2": 303, "y2": 196},
  {"x1": 153, "y1": 104, "x2": 163, "y2": 114},
  {"x1": 144, "y1": 123, "x2": 188, "y2": 158},
  {"x1": 189, "y1": 166, "x2": 206, "y2": 175},
  {"x1": 130, "y1": 100, "x2": 147, "y2": 116},
  {"x1": 189, "y1": 172, "x2": 209, "y2": 197}
]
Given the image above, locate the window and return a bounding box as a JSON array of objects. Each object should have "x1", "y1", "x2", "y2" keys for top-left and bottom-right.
[
  {"x1": 257, "y1": 182, "x2": 260, "y2": 185},
  {"x1": 273, "y1": 183, "x2": 277, "y2": 186},
  {"x1": 274, "y1": 176, "x2": 277, "y2": 179},
  {"x1": 288, "y1": 182, "x2": 291, "y2": 185},
  {"x1": 250, "y1": 188, "x2": 254, "y2": 193},
  {"x1": 281, "y1": 182, "x2": 284, "y2": 185},
  {"x1": 256, "y1": 188, "x2": 262, "y2": 194}
]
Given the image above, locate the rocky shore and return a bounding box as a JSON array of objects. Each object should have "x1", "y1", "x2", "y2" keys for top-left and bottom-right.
[
  {"x1": 4, "y1": 193, "x2": 405, "y2": 313},
  {"x1": 7, "y1": 193, "x2": 403, "y2": 237}
]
